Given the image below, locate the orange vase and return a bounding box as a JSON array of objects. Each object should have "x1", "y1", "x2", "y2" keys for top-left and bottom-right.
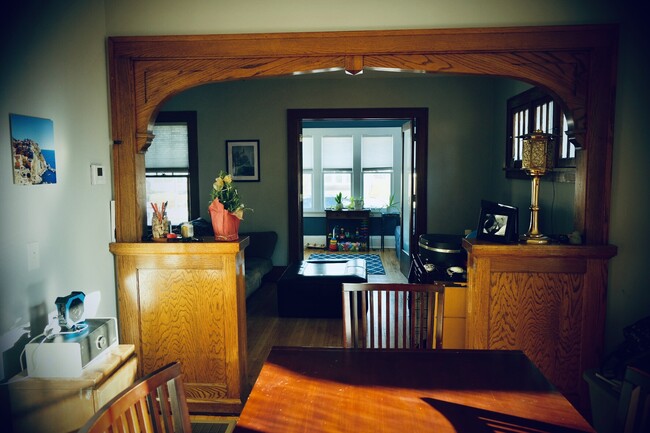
[{"x1": 208, "y1": 199, "x2": 241, "y2": 241}]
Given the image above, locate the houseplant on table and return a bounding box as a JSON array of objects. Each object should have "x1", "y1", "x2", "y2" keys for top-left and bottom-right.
[
  {"x1": 208, "y1": 170, "x2": 251, "y2": 240},
  {"x1": 333, "y1": 192, "x2": 344, "y2": 210},
  {"x1": 381, "y1": 193, "x2": 400, "y2": 214}
]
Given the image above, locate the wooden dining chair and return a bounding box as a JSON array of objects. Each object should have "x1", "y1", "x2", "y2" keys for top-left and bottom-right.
[
  {"x1": 78, "y1": 361, "x2": 192, "y2": 433},
  {"x1": 342, "y1": 282, "x2": 445, "y2": 349},
  {"x1": 617, "y1": 361, "x2": 650, "y2": 433}
]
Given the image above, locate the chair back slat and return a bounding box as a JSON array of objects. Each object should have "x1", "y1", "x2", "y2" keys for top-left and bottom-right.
[
  {"x1": 78, "y1": 362, "x2": 192, "y2": 433},
  {"x1": 342, "y1": 283, "x2": 445, "y2": 349}
]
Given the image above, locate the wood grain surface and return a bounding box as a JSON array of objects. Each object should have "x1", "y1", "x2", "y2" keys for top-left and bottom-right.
[
  {"x1": 235, "y1": 347, "x2": 595, "y2": 433},
  {"x1": 463, "y1": 238, "x2": 617, "y2": 415},
  {"x1": 110, "y1": 238, "x2": 249, "y2": 414}
]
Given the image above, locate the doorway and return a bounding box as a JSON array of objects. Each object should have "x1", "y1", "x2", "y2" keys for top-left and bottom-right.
[{"x1": 286, "y1": 108, "x2": 428, "y2": 276}]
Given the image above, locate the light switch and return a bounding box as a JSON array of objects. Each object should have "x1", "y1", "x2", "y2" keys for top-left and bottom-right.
[{"x1": 91, "y1": 164, "x2": 106, "y2": 185}]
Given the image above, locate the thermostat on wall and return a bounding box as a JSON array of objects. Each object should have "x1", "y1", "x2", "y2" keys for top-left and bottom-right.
[{"x1": 91, "y1": 164, "x2": 106, "y2": 185}]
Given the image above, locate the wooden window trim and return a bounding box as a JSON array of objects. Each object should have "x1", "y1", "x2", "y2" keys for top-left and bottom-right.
[{"x1": 505, "y1": 87, "x2": 576, "y2": 182}]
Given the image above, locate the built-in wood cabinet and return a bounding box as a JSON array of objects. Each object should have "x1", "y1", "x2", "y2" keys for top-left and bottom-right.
[
  {"x1": 462, "y1": 238, "x2": 617, "y2": 414},
  {"x1": 109, "y1": 237, "x2": 249, "y2": 414}
]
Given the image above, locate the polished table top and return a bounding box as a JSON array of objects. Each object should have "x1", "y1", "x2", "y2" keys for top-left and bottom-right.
[{"x1": 234, "y1": 347, "x2": 595, "y2": 433}]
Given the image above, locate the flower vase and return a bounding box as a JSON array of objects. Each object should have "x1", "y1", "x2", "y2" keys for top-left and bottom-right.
[{"x1": 208, "y1": 199, "x2": 241, "y2": 241}]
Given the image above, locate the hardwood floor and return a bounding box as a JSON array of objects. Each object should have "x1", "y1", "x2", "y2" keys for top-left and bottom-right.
[{"x1": 245, "y1": 248, "x2": 406, "y2": 387}]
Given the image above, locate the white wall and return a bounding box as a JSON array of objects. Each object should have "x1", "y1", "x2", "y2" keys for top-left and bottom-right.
[
  {"x1": 104, "y1": 0, "x2": 617, "y2": 35},
  {"x1": 0, "y1": 1, "x2": 114, "y2": 380}
]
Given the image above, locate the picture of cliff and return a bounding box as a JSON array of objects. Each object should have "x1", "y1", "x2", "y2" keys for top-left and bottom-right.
[{"x1": 10, "y1": 113, "x2": 56, "y2": 185}]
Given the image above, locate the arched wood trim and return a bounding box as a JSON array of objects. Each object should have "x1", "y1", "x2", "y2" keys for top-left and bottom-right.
[{"x1": 108, "y1": 25, "x2": 618, "y2": 245}]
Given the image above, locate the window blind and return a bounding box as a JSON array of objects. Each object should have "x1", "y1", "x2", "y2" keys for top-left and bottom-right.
[{"x1": 146, "y1": 123, "x2": 189, "y2": 170}]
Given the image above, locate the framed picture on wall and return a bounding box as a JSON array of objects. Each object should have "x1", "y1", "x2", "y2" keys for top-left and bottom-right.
[
  {"x1": 226, "y1": 139, "x2": 260, "y2": 182},
  {"x1": 10, "y1": 113, "x2": 57, "y2": 185},
  {"x1": 476, "y1": 200, "x2": 519, "y2": 243}
]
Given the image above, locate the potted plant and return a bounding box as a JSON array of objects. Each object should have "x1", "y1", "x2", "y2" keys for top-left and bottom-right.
[
  {"x1": 382, "y1": 193, "x2": 400, "y2": 214},
  {"x1": 208, "y1": 170, "x2": 252, "y2": 240},
  {"x1": 333, "y1": 192, "x2": 344, "y2": 210}
]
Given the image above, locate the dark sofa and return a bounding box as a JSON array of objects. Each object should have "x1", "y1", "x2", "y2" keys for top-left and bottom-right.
[
  {"x1": 190, "y1": 219, "x2": 277, "y2": 297},
  {"x1": 240, "y1": 231, "x2": 277, "y2": 298}
]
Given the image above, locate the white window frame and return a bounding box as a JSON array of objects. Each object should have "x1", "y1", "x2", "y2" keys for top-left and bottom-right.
[{"x1": 303, "y1": 127, "x2": 402, "y2": 215}]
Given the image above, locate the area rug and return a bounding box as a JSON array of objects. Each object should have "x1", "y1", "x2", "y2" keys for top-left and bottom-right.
[{"x1": 308, "y1": 253, "x2": 385, "y2": 275}]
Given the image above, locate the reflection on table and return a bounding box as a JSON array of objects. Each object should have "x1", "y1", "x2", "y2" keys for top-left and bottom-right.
[{"x1": 234, "y1": 347, "x2": 595, "y2": 433}]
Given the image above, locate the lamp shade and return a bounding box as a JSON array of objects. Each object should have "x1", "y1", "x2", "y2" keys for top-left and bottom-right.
[{"x1": 521, "y1": 130, "x2": 555, "y2": 174}]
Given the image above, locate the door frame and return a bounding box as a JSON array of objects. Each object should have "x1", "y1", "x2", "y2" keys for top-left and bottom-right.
[{"x1": 286, "y1": 108, "x2": 428, "y2": 264}]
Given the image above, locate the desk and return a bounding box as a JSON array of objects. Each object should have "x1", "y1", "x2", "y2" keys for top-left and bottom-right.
[
  {"x1": 8, "y1": 344, "x2": 137, "y2": 433},
  {"x1": 234, "y1": 347, "x2": 595, "y2": 433},
  {"x1": 380, "y1": 212, "x2": 400, "y2": 251}
]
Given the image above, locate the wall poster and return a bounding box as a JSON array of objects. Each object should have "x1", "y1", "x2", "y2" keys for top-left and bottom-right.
[{"x1": 10, "y1": 113, "x2": 57, "y2": 185}]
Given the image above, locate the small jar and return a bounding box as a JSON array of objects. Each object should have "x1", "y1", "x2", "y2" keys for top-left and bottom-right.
[
  {"x1": 152, "y1": 214, "x2": 169, "y2": 239},
  {"x1": 181, "y1": 222, "x2": 194, "y2": 238}
]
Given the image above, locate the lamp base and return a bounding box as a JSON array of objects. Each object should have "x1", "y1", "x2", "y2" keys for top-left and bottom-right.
[{"x1": 520, "y1": 232, "x2": 550, "y2": 244}]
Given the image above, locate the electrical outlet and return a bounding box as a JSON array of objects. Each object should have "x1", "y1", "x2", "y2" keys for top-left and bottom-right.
[{"x1": 27, "y1": 242, "x2": 40, "y2": 271}]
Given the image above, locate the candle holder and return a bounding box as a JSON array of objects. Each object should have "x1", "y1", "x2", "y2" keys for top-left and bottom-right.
[{"x1": 519, "y1": 130, "x2": 555, "y2": 244}]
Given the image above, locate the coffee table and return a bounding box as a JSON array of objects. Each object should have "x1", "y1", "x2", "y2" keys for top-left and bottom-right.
[{"x1": 276, "y1": 259, "x2": 367, "y2": 318}]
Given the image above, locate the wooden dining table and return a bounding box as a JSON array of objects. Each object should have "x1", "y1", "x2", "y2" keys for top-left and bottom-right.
[{"x1": 234, "y1": 347, "x2": 595, "y2": 433}]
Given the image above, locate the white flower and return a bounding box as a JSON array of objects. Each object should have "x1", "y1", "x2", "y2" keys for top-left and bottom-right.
[{"x1": 210, "y1": 170, "x2": 252, "y2": 218}]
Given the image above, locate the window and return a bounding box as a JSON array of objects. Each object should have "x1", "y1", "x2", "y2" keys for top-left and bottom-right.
[
  {"x1": 361, "y1": 135, "x2": 393, "y2": 209},
  {"x1": 505, "y1": 87, "x2": 575, "y2": 180},
  {"x1": 303, "y1": 126, "x2": 401, "y2": 212},
  {"x1": 322, "y1": 136, "x2": 353, "y2": 208},
  {"x1": 145, "y1": 111, "x2": 199, "y2": 225}
]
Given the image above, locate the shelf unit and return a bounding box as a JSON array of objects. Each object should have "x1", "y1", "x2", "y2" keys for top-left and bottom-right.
[{"x1": 325, "y1": 210, "x2": 370, "y2": 252}]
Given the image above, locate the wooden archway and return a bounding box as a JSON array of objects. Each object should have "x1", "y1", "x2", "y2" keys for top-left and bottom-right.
[{"x1": 108, "y1": 25, "x2": 618, "y2": 245}]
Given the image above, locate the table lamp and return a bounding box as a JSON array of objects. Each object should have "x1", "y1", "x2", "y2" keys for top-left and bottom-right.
[{"x1": 519, "y1": 130, "x2": 555, "y2": 244}]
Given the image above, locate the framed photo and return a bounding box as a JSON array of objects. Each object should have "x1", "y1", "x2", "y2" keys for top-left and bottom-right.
[
  {"x1": 226, "y1": 140, "x2": 260, "y2": 181},
  {"x1": 10, "y1": 113, "x2": 57, "y2": 185},
  {"x1": 476, "y1": 200, "x2": 519, "y2": 243}
]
